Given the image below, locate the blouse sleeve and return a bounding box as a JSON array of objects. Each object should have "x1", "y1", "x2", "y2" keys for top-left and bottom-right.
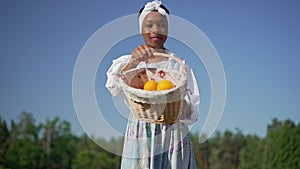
[
  {"x1": 105, "y1": 55, "x2": 131, "y2": 97},
  {"x1": 179, "y1": 61, "x2": 200, "y2": 126}
]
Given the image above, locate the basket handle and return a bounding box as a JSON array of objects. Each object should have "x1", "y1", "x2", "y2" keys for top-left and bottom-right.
[
  {"x1": 120, "y1": 52, "x2": 187, "y2": 75},
  {"x1": 153, "y1": 52, "x2": 187, "y2": 75}
]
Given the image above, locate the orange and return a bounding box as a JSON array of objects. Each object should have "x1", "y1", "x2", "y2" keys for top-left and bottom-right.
[
  {"x1": 143, "y1": 80, "x2": 157, "y2": 91},
  {"x1": 157, "y1": 80, "x2": 175, "y2": 91}
]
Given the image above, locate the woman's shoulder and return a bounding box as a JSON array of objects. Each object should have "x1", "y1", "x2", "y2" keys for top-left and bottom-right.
[
  {"x1": 112, "y1": 54, "x2": 131, "y2": 63},
  {"x1": 166, "y1": 52, "x2": 191, "y2": 69}
]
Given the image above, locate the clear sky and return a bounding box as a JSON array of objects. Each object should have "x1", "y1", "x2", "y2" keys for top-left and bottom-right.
[{"x1": 1, "y1": 0, "x2": 300, "y2": 140}]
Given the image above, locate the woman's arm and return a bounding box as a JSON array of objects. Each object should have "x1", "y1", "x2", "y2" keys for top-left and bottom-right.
[
  {"x1": 106, "y1": 55, "x2": 131, "y2": 96},
  {"x1": 180, "y1": 63, "x2": 200, "y2": 125}
]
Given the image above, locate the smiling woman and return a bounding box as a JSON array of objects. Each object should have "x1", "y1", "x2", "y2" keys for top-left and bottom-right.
[
  {"x1": 140, "y1": 10, "x2": 168, "y2": 49},
  {"x1": 105, "y1": 1, "x2": 200, "y2": 168}
]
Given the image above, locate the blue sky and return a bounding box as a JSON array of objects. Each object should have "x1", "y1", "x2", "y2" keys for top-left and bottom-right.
[{"x1": 1, "y1": 0, "x2": 300, "y2": 140}]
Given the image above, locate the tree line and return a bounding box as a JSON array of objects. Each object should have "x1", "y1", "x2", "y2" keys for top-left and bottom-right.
[{"x1": 0, "y1": 111, "x2": 299, "y2": 169}]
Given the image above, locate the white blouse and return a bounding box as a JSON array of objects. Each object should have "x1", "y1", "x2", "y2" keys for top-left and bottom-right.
[{"x1": 106, "y1": 54, "x2": 200, "y2": 125}]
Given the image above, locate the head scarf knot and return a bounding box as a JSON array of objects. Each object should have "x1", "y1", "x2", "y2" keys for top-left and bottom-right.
[{"x1": 139, "y1": 0, "x2": 170, "y2": 33}]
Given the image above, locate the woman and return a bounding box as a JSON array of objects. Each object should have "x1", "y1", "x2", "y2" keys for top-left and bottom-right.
[{"x1": 106, "y1": 1, "x2": 200, "y2": 168}]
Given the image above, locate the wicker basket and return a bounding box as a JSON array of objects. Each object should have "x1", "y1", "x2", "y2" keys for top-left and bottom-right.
[{"x1": 119, "y1": 53, "x2": 187, "y2": 124}]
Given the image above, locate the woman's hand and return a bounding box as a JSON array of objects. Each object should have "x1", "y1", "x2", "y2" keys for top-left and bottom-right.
[
  {"x1": 122, "y1": 45, "x2": 167, "y2": 72},
  {"x1": 121, "y1": 45, "x2": 154, "y2": 72},
  {"x1": 131, "y1": 44, "x2": 155, "y2": 63},
  {"x1": 181, "y1": 99, "x2": 192, "y2": 120}
]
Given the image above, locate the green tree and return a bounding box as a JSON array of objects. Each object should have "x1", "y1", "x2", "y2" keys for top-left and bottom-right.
[
  {"x1": 72, "y1": 150, "x2": 99, "y2": 169},
  {"x1": 239, "y1": 135, "x2": 264, "y2": 169},
  {"x1": 72, "y1": 137, "x2": 120, "y2": 169},
  {"x1": 209, "y1": 131, "x2": 222, "y2": 169},
  {"x1": 263, "y1": 118, "x2": 300, "y2": 169},
  {"x1": 75, "y1": 133, "x2": 91, "y2": 152},
  {"x1": 209, "y1": 129, "x2": 246, "y2": 169},
  {"x1": 4, "y1": 112, "x2": 44, "y2": 169},
  {"x1": 41, "y1": 117, "x2": 78, "y2": 169},
  {"x1": 231, "y1": 129, "x2": 247, "y2": 169},
  {"x1": 191, "y1": 133, "x2": 210, "y2": 169},
  {"x1": 0, "y1": 116, "x2": 10, "y2": 166}
]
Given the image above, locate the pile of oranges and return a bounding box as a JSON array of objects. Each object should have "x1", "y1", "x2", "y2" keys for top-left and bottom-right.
[{"x1": 143, "y1": 79, "x2": 175, "y2": 91}]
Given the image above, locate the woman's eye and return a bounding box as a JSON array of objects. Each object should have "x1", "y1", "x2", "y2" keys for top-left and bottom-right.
[
  {"x1": 146, "y1": 24, "x2": 152, "y2": 28},
  {"x1": 159, "y1": 22, "x2": 167, "y2": 28}
]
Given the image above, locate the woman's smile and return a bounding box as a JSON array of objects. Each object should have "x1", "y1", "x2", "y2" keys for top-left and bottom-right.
[{"x1": 151, "y1": 35, "x2": 162, "y2": 41}]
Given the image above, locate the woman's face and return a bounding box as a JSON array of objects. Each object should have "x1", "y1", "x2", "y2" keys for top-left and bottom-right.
[{"x1": 142, "y1": 11, "x2": 168, "y2": 49}]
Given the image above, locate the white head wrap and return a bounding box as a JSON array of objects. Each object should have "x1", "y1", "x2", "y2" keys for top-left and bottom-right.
[{"x1": 139, "y1": 0, "x2": 170, "y2": 34}]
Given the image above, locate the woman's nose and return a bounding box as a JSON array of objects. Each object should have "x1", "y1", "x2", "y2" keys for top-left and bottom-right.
[{"x1": 151, "y1": 24, "x2": 160, "y2": 33}]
